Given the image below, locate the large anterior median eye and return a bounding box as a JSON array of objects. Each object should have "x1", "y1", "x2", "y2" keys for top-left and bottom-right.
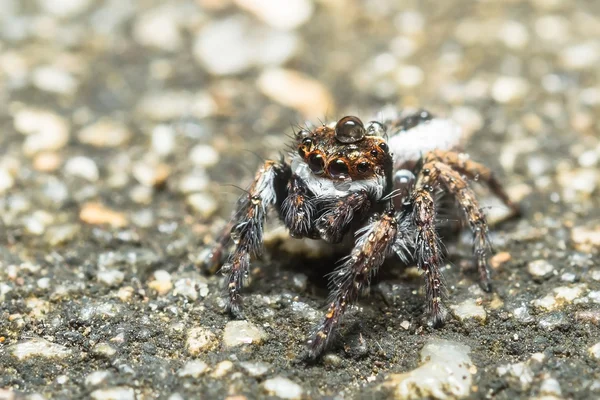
[
  {"x1": 328, "y1": 159, "x2": 349, "y2": 178},
  {"x1": 308, "y1": 153, "x2": 325, "y2": 174},
  {"x1": 335, "y1": 116, "x2": 366, "y2": 143}
]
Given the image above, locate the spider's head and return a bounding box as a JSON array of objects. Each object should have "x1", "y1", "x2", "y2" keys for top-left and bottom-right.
[{"x1": 295, "y1": 116, "x2": 393, "y2": 182}]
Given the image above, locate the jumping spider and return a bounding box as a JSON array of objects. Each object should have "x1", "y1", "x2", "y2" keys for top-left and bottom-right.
[{"x1": 204, "y1": 110, "x2": 518, "y2": 359}]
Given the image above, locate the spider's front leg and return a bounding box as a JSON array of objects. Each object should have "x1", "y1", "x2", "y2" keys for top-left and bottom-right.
[
  {"x1": 219, "y1": 160, "x2": 290, "y2": 318},
  {"x1": 315, "y1": 190, "x2": 371, "y2": 243},
  {"x1": 306, "y1": 208, "x2": 410, "y2": 359}
]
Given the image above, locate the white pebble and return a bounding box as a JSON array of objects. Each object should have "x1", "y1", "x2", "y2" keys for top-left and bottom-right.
[
  {"x1": 37, "y1": 0, "x2": 93, "y2": 18},
  {"x1": 383, "y1": 339, "x2": 473, "y2": 398},
  {"x1": 491, "y1": 76, "x2": 530, "y2": 104},
  {"x1": 78, "y1": 119, "x2": 131, "y2": 148},
  {"x1": 178, "y1": 360, "x2": 209, "y2": 378},
  {"x1": 179, "y1": 172, "x2": 209, "y2": 193},
  {"x1": 186, "y1": 327, "x2": 217, "y2": 355},
  {"x1": 187, "y1": 193, "x2": 218, "y2": 218},
  {"x1": 234, "y1": 0, "x2": 313, "y2": 30},
  {"x1": 97, "y1": 270, "x2": 125, "y2": 287},
  {"x1": 64, "y1": 156, "x2": 100, "y2": 182},
  {"x1": 193, "y1": 16, "x2": 298, "y2": 75},
  {"x1": 589, "y1": 342, "x2": 600, "y2": 360},
  {"x1": 90, "y1": 387, "x2": 135, "y2": 400},
  {"x1": 14, "y1": 108, "x2": 70, "y2": 156},
  {"x1": 450, "y1": 298, "x2": 487, "y2": 322},
  {"x1": 395, "y1": 64, "x2": 424, "y2": 88},
  {"x1": 223, "y1": 320, "x2": 267, "y2": 348},
  {"x1": 560, "y1": 41, "x2": 600, "y2": 70},
  {"x1": 133, "y1": 7, "x2": 182, "y2": 51},
  {"x1": 32, "y1": 65, "x2": 78, "y2": 95},
  {"x1": 189, "y1": 144, "x2": 219, "y2": 167},
  {"x1": 151, "y1": 125, "x2": 176, "y2": 156},
  {"x1": 85, "y1": 370, "x2": 111, "y2": 387},
  {"x1": 527, "y1": 259, "x2": 555, "y2": 278},
  {"x1": 0, "y1": 168, "x2": 15, "y2": 193},
  {"x1": 9, "y1": 338, "x2": 70, "y2": 360},
  {"x1": 262, "y1": 377, "x2": 303, "y2": 399}
]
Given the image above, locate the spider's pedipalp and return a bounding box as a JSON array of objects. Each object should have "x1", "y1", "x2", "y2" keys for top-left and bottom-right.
[{"x1": 315, "y1": 190, "x2": 371, "y2": 243}]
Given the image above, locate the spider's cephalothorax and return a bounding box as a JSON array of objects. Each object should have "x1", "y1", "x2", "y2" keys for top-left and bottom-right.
[{"x1": 203, "y1": 110, "x2": 519, "y2": 359}]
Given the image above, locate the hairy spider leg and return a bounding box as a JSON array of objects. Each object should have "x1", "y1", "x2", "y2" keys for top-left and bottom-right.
[
  {"x1": 306, "y1": 208, "x2": 410, "y2": 359},
  {"x1": 412, "y1": 179, "x2": 448, "y2": 326},
  {"x1": 281, "y1": 175, "x2": 316, "y2": 238},
  {"x1": 202, "y1": 219, "x2": 235, "y2": 274},
  {"x1": 221, "y1": 160, "x2": 290, "y2": 318},
  {"x1": 428, "y1": 149, "x2": 520, "y2": 217},
  {"x1": 423, "y1": 158, "x2": 496, "y2": 291}
]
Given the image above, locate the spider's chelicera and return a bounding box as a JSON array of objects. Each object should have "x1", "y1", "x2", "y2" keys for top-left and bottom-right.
[{"x1": 204, "y1": 110, "x2": 519, "y2": 359}]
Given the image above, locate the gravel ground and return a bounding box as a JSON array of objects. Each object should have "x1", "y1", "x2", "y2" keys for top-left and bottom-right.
[{"x1": 1, "y1": 0, "x2": 599, "y2": 399}]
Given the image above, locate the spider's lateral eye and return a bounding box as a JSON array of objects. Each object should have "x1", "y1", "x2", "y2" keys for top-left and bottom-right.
[
  {"x1": 296, "y1": 128, "x2": 311, "y2": 139},
  {"x1": 370, "y1": 149, "x2": 379, "y2": 157},
  {"x1": 357, "y1": 161, "x2": 370, "y2": 173},
  {"x1": 328, "y1": 159, "x2": 349, "y2": 178},
  {"x1": 378, "y1": 142, "x2": 389, "y2": 152},
  {"x1": 335, "y1": 116, "x2": 366, "y2": 143},
  {"x1": 308, "y1": 153, "x2": 325, "y2": 174},
  {"x1": 366, "y1": 121, "x2": 386, "y2": 137}
]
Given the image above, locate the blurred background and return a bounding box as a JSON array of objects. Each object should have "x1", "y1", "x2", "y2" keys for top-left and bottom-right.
[{"x1": 0, "y1": 0, "x2": 599, "y2": 399}]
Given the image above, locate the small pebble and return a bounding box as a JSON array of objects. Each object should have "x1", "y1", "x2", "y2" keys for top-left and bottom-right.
[
  {"x1": 187, "y1": 193, "x2": 218, "y2": 218},
  {"x1": 90, "y1": 387, "x2": 135, "y2": 400},
  {"x1": 133, "y1": 6, "x2": 182, "y2": 51},
  {"x1": 92, "y1": 342, "x2": 117, "y2": 358},
  {"x1": 78, "y1": 120, "x2": 132, "y2": 148},
  {"x1": 80, "y1": 203, "x2": 128, "y2": 228},
  {"x1": 211, "y1": 361, "x2": 234, "y2": 378},
  {"x1": 151, "y1": 125, "x2": 176, "y2": 156},
  {"x1": 450, "y1": 298, "x2": 487, "y2": 322},
  {"x1": 589, "y1": 342, "x2": 600, "y2": 360},
  {"x1": 240, "y1": 361, "x2": 271, "y2": 377},
  {"x1": 257, "y1": 68, "x2": 335, "y2": 119},
  {"x1": 223, "y1": 320, "x2": 267, "y2": 348},
  {"x1": 148, "y1": 270, "x2": 173, "y2": 296},
  {"x1": 491, "y1": 76, "x2": 530, "y2": 104},
  {"x1": 37, "y1": 0, "x2": 93, "y2": 18},
  {"x1": 560, "y1": 41, "x2": 600, "y2": 70},
  {"x1": 234, "y1": 0, "x2": 313, "y2": 30},
  {"x1": 31, "y1": 65, "x2": 78, "y2": 95},
  {"x1": 527, "y1": 259, "x2": 555, "y2": 278},
  {"x1": 97, "y1": 270, "x2": 125, "y2": 287},
  {"x1": 9, "y1": 338, "x2": 70, "y2": 360},
  {"x1": 64, "y1": 156, "x2": 100, "y2": 182},
  {"x1": 262, "y1": 377, "x2": 304, "y2": 400},
  {"x1": 186, "y1": 327, "x2": 217, "y2": 355},
  {"x1": 13, "y1": 109, "x2": 70, "y2": 156},
  {"x1": 178, "y1": 360, "x2": 210, "y2": 378},
  {"x1": 85, "y1": 371, "x2": 111, "y2": 387},
  {"x1": 189, "y1": 144, "x2": 220, "y2": 167}
]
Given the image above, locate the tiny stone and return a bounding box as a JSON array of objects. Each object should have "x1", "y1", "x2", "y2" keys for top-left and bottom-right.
[
  {"x1": 262, "y1": 377, "x2": 304, "y2": 400},
  {"x1": 9, "y1": 338, "x2": 70, "y2": 360},
  {"x1": 257, "y1": 68, "x2": 335, "y2": 119},
  {"x1": 90, "y1": 387, "x2": 135, "y2": 400},
  {"x1": 179, "y1": 172, "x2": 209, "y2": 193},
  {"x1": 571, "y1": 226, "x2": 600, "y2": 252},
  {"x1": 80, "y1": 203, "x2": 128, "y2": 228},
  {"x1": 151, "y1": 125, "x2": 176, "y2": 156},
  {"x1": 148, "y1": 270, "x2": 173, "y2": 296},
  {"x1": 64, "y1": 156, "x2": 100, "y2": 182},
  {"x1": 527, "y1": 259, "x2": 555, "y2": 278},
  {"x1": 45, "y1": 224, "x2": 80, "y2": 246},
  {"x1": 234, "y1": 0, "x2": 313, "y2": 30},
  {"x1": 223, "y1": 320, "x2": 267, "y2": 348},
  {"x1": 14, "y1": 109, "x2": 70, "y2": 156},
  {"x1": 589, "y1": 342, "x2": 600, "y2": 360},
  {"x1": 540, "y1": 377, "x2": 562, "y2": 396},
  {"x1": 491, "y1": 76, "x2": 530, "y2": 104},
  {"x1": 560, "y1": 41, "x2": 600, "y2": 70},
  {"x1": 31, "y1": 65, "x2": 78, "y2": 95},
  {"x1": 240, "y1": 361, "x2": 271, "y2": 377},
  {"x1": 450, "y1": 298, "x2": 486, "y2": 322},
  {"x1": 186, "y1": 327, "x2": 217, "y2": 355},
  {"x1": 323, "y1": 353, "x2": 343, "y2": 367},
  {"x1": 211, "y1": 360, "x2": 234, "y2": 378},
  {"x1": 538, "y1": 312, "x2": 567, "y2": 331},
  {"x1": 178, "y1": 360, "x2": 210, "y2": 378},
  {"x1": 513, "y1": 304, "x2": 534, "y2": 323},
  {"x1": 92, "y1": 342, "x2": 117, "y2": 358},
  {"x1": 133, "y1": 6, "x2": 182, "y2": 51},
  {"x1": 0, "y1": 168, "x2": 15, "y2": 193},
  {"x1": 189, "y1": 144, "x2": 220, "y2": 167},
  {"x1": 78, "y1": 120, "x2": 132, "y2": 148},
  {"x1": 490, "y1": 252, "x2": 511, "y2": 269},
  {"x1": 383, "y1": 339, "x2": 473, "y2": 398},
  {"x1": 97, "y1": 270, "x2": 125, "y2": 287},
  {"x1": 187, "y1": 193, "x2": 218, "y2": 218},
  {"x1": 37, "y1": 0, "x2": 93, "y2": 18},
  {"x1": 85, "y1": 371, "x2": 111, "y2": 387}
]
